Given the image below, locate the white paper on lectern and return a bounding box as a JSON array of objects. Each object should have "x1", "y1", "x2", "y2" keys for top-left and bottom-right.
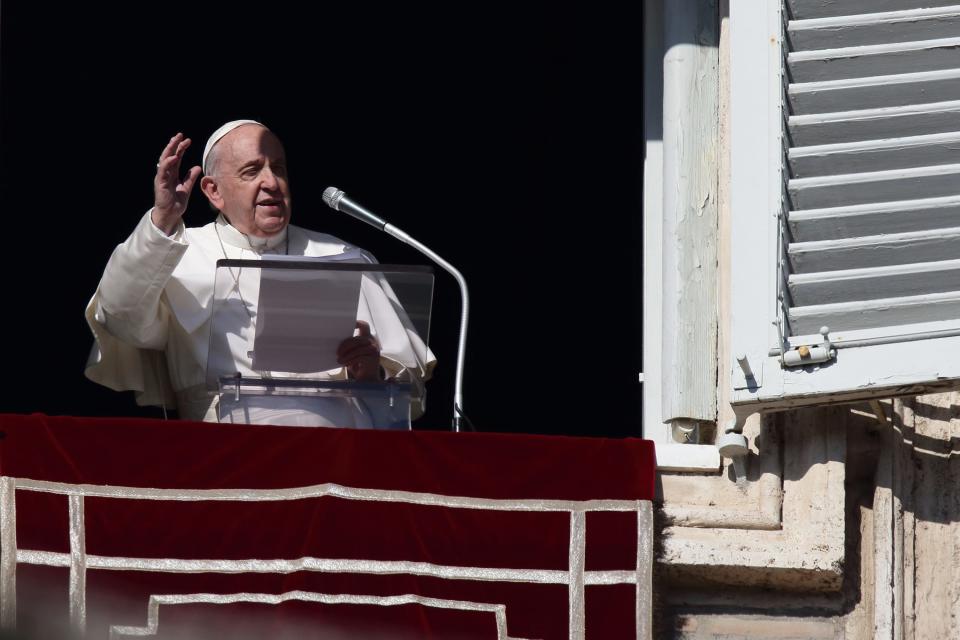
[{"x1": 251, "y1": 255, "x2": 366, "y2": 373}]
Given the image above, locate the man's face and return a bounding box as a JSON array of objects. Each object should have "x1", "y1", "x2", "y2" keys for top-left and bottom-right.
[{"x1": 202, "y1": 125, "x2": 292, "y2": 237}]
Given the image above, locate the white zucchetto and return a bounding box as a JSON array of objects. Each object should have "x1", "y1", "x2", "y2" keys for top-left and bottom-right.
[{"x1": 202, "y1": 119, "x2": 265, "y2": 174}]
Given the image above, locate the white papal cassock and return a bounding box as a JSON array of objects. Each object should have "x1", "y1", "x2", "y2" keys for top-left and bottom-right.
[{"x1": 85, "y1": 211, "x2": 435, "y2": 424}]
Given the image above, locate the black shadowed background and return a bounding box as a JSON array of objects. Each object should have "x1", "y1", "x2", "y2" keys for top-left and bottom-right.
[{"x1": 0, "y1": 4, "x2": 643, "y2": 437}]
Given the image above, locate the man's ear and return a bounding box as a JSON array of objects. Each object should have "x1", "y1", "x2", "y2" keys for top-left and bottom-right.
[{"x1": 199, "y1": 176, "x2": 223, "y2": 210}]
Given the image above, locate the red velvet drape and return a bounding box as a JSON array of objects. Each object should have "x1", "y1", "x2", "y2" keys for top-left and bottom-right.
[{"x1": 0, "y1": 414, "x2": 655, "y2": 639}]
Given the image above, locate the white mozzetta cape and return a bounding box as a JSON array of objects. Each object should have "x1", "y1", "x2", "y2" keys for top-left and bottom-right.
[{"x1": 85, "y1": 211, "x2": 435, "y2": 421}]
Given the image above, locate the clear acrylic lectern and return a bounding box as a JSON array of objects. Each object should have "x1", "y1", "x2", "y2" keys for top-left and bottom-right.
[{"x1": 206, "y1": 257, "x2": 434, "y2": 429}]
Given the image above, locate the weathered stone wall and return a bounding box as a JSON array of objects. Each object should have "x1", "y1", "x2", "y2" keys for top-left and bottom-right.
[{"x1": 659, "y1": 392, "x2": 960, "y2": 639}]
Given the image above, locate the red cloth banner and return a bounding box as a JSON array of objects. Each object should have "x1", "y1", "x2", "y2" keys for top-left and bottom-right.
[{"x1": 0, "y1": 414, "x2": 656, "y2": 639}]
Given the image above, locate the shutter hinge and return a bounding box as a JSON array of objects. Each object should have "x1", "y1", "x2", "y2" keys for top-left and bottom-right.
[{"x1": 783, "y1": 326, "x2": 836, "y2": 368}]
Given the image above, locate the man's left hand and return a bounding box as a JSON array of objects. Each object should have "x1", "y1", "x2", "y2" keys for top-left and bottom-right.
[{"x1": 337, "y1": 321, "x2": 382, "y2": 382}]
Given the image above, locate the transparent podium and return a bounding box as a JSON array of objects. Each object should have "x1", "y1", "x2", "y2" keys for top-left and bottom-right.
[{"x1": 206, "y1": 257, "x2": 434, "y2": 430}]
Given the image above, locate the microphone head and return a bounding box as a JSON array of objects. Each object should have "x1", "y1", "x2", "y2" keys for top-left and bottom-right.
[{"x1": 322, "y1": 187, "x2": 344, "y2": 211}]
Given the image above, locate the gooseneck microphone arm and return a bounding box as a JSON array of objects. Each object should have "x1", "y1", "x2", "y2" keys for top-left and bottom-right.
[{"x1": 323, "y1": 187, "x2": 469, "y2": 433}]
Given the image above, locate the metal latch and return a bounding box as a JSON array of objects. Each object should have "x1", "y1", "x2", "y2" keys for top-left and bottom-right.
[{"x1": 783, "y1": 326, "x2": 836, "y2": 368}]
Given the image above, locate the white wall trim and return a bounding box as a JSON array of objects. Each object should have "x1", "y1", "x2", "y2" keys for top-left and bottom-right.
[
  {"x1": 643, "y1": 0, "x2": 722, "y2": 471},
  {"x1": 655, "y1": 444, "x2": 722, "y2": 472}
]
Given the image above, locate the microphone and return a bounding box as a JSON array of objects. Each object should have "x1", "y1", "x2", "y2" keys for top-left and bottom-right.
[
  {"x1": 323, "y1": 187, "x2": 387, "y2": 231},
  {"x1": 323, "y1": 186, "x2": 471, "y2": 433}
]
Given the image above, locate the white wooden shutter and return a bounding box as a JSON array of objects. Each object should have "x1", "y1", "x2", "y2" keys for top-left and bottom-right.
[{"x1": 731, "y1": 0, "x2": 960, "y2": 412}]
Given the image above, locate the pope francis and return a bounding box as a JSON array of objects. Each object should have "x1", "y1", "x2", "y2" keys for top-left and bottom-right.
[{"x1": 84, "y1": 120, "x2": 435, "y2": 425}]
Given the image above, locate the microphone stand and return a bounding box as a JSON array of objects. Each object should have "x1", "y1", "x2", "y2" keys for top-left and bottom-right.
[
  {"x1": 323, "y1": 188, "x2": 469, "y2": 432},
  {"x1": 383, "y1": 224, "x2": 469, "y2": 433}
]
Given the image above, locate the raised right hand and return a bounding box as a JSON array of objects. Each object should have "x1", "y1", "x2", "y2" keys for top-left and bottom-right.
[{"x1": 151, "y1": 133, "x2": 202, "y2": 236}]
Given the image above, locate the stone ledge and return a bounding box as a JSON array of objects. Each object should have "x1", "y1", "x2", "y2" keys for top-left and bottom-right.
[{"x1": 658, "y1": 407, "x2": 846, "y2": 591}]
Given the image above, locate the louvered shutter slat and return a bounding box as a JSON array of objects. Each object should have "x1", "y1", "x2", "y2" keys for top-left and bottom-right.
[
  {"x1": 790, "y1": 102, "x2": 960, "y2": 146},
  {"x1": 789, "y1": 165, "x2": 960, "y2": 210},
  {"x1": 788, "y1": 196, "x2": 960, "y2": 241},
  {"x1": 790, "y1": 291, "x2": 960, "y2": 334},
  {"x1": 787, "y1": 0, "x2": 960, "y2": 20},
  {"x1": 790, "y1": 133, "x2": 960, "y2": 178},
  {"x1": 789, "y1": 259, "x2": 960, "y2": 305},
  {"x1": 788, "y1": 227, "x2": 960, "y2": 271},
  {"x1": 789, "y1": 38, "x2": 960, "y2": 83},
  {"x1": 789, "y1": 9, "x2": 960, "y2": 50},
  {"x1": 789, "y1": 70, "x2": 960, "y2": 114}
]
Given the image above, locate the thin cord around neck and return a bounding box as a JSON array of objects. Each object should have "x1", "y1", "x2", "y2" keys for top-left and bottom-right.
[{"x1": 213, "y1": 222, "x2": 289, "y2": 321}]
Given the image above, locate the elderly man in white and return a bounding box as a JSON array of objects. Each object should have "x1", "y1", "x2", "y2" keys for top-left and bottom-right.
[{"x1": 85, "y1": 120, "x2": 434, "y2": 426}]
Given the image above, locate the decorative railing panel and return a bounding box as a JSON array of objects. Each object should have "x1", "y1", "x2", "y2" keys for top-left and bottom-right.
[{"x1": 0, "y1": 415, "x2": 655, "y2": 639}]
